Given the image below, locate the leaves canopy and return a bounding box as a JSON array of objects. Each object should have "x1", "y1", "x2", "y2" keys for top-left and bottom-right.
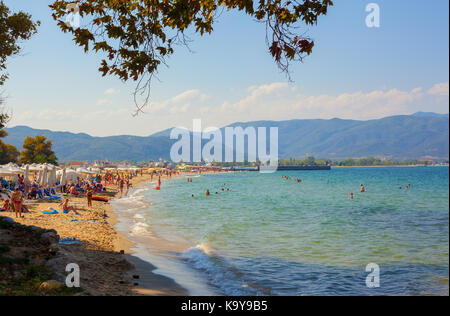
[
  {"x1": 0, "y1": 1, "x2": 40, "y2": 86},
  {"x1": 50, "y1": 0, "x2": 333, "y2": 113},
  {"x1": 19, "y1": 135, "x2": 58, "y2": 165}
]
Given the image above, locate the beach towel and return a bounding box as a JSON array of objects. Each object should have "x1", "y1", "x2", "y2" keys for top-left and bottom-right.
[
  {"x1": 41, "y1": 208, "x2": 59, "y2": 214},
  {"x1": 71, "y1": 219, "x2": 97, "y2": 223},
  {"x1": 2, "y1": 217, "x2": 14, "y2": 222},
  {"x1": 45, "y1": 196, "x2": 61, "y2": 201},
  {"x1": 59, "y1": 238, "x2": 81, "y2": 245}
]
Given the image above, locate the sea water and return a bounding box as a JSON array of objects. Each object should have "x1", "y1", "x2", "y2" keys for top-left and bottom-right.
[{"x1": 115, "y1": 167, "x2": 449, "y2": 296}]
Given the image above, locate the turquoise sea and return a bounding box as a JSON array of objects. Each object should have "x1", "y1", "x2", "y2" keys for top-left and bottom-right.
[{"x1": 114, "y1": 167, "x2": 449, "y2": 296}]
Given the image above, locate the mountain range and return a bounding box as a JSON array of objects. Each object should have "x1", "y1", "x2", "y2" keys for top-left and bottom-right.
[{"x1": 4, "y1": 112, "x2": 449, "y2": 162}]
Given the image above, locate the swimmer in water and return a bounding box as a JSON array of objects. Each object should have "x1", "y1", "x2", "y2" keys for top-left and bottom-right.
[
  {"x1": 206, "y1": 189, "x2": 210, "y2": 196},
  {"x1": 350, "y1": 192, "x2": 354, "y2": 200},
  {"x1": 191, "y1": 194, "x2": 194, "y2": 198},
  {"x1": 360, "y1": 184, "x2": 365, "y2": 193}
]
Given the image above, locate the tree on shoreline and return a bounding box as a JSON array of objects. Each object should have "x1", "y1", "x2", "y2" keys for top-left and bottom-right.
[
  {"x1": 50, "y1": 0, "x2": 333, "y2": 113},
  {"x1": 19, "y1": 135, "x2": 58, "y2": 165}
]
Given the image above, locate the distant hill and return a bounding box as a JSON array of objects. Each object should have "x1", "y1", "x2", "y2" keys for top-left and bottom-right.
[
  {"x1": 412, "y1": 111, "x2": 449, "y2": 118},
  {"x1": 4, "y1": 113, "x2": 449, "y2": 162},
  {"x1": 3, "y1": 126, "x2": 173, "y2": 162}
]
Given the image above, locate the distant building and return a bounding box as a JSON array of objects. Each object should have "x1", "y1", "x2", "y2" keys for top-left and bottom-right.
[{"x1": 68, "y1": 161, "x2": 87, "y2": 167}]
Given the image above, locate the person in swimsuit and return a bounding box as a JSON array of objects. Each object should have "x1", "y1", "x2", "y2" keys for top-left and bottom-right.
[
  {"x1": 119, "y1": 179, "x2": 124, "y2": 198},
  {"x1": 11, "y1": 188, "x2": 24, "y2": 218},
  {"x1": 86, "y1": 187, "x2": 93, "y2": 208},
  {"x1": 1, "y1": 199, "x2": 10, "y2": 212},
  {"x1": 126, "y1": 180, "x2": 132, "y2": 196},
  {"x1": 360, "y1": 184, "x2": 365, "y2": 193},
  {"x1": 62, "y1": 198, "x2": 79, "y2": 214}
]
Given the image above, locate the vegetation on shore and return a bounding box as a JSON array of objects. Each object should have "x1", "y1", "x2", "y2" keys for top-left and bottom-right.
[{"x1": 279, "y1": 156, "x2": 447, "y2": 167}]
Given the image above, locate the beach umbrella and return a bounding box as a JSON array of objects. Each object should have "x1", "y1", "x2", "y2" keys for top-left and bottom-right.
[
  {"x1": 60, "y1": 168, "x2": 67, "y2": 185},
  {"x1": 24, "y1": 165, "x2": 31, "y2": 185},
  {"x1": 37, "y1": 169, "x2": 43, "y2": 184},
  {"x1": 41, "y1": 167, "x2": 48, "y2": 186},
  {"x1": 8, "y1": 166, "x2": 24, "y2": 174},
  {"x1": 0, "y1": 168, "x2": 14, "y2": 177},
  {"x1": 48, "y1": 167, "x2": 56, "y2": 186},
  {"x1": 76, "y1": 167, "x2": 96, "y2": 174}
]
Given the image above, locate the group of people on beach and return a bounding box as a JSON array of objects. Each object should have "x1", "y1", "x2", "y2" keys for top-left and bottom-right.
[{"x1": 0, "y1": 172, "x2": 106, "y2": 218}]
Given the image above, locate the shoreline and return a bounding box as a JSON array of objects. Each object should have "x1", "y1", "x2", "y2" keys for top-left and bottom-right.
[
  {"x1": 110, "y1": 172, "x2": 222, "y2": 296},
  {"x1": 107, "y1": 173, "x2": 190, "y2": 296}
]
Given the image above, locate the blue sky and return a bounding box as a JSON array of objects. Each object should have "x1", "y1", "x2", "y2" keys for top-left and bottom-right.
[{"x1": 2, "y1": 0, "x2": 449, "y2": 136}]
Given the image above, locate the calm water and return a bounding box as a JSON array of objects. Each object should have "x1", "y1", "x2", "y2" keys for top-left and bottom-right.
[{"x1": 125, "y1": 167, "x2": 449, "y2": 296}]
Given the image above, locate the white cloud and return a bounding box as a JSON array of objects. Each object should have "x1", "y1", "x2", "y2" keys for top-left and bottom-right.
[
  {"x1": 169, "y1": 103, "x2": 191, "y2": 114},
  {"x1": 96, "y1": 98, "x2": 110, "y2": 106},
  {"x1": 105, "y1": 88, "x2": 119, "y2": 95},
  {"x1": 8, "y1": 82, "x2": 448, "y2": 137},
  {"x1": 428, "y1": 82, "x2": 449, "y2": 96},
  {"x1": 149, "y1": 89, "x2": 209, "y2": 112}
]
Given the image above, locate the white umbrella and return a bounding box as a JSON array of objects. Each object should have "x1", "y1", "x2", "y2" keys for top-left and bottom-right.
[
  {"x1": 8, "y1": 166, "x2": 24, "y2": 174},
  {"x1": 28, "y1": 164, "x2": 42, "y2": 171},
  {"x1": 41, "y1": 167, "x2": 48, "y2": 187},
  {"x1": 48, "y1": 167, "x2": 56, "y2": 186},
  {"x1": 37, "y1": 169, "x2": 43, "y2": 184},
  {"x1": 0, "y1": 168, "x2": 14, "y2": 177},
  {"x1": 52, "y1": 167, "x2": 58, "y2": 185},
  {"x1": 76, "y1": 167, "x2": 96, "y2": 174},
  {"x1": 60, "y1": 168, "x2": 67, "y2": 185},
  {"x1": 24, "y1": 165, "x2": 31, "y2": 185}
]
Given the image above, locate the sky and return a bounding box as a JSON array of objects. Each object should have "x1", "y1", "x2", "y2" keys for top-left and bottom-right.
[{"x1": 2, "y1": 0, "x2": 449, "y2": 137}]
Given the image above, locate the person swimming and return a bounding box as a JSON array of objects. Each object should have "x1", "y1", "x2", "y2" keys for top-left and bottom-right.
[
  {"x1": 206, "y1": 189, "x2": 210, "y2": 196},
  {"x1": 360, "y1": 184, "x2": 365, "y2": 193},
  {"x1": 350, "y1": 192, "x2": 354, "y2": 199}
]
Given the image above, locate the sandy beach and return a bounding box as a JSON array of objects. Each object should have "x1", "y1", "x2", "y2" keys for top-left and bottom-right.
[{"x1": 2, "y1": 173, "x2": 187, "y2": 296}]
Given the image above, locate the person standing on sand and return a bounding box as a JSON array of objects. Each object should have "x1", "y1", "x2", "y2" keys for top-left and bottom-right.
[
  {"x1": 11, "y1": 188, "x2": 24, "y2": 218},
  {"x1": 119, "y1": 179, "x2": 124, "y2": 198},
  {"x1": 86, "y1": 187, "x2": 93, "y2": 208}
]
